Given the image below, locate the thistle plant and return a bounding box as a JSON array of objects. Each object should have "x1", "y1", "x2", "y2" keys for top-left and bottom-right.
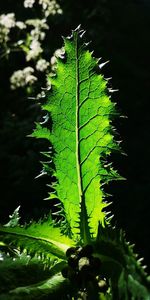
[{"x1": 0, "y1": 26, "x2": 150, "y2": 300}]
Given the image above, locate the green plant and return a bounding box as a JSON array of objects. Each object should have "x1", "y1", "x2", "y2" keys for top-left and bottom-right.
[{"x1": 0, "y1": 26, "x2": 150, "y2": 300}]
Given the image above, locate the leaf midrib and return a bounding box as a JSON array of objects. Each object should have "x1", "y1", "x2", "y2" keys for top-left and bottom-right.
[
  {"x1": 75, "y1": 32, "x2": 83, "y2": 203},
  {"x1": 75, "y1": 32, "x2": 91, "y2": 243}
]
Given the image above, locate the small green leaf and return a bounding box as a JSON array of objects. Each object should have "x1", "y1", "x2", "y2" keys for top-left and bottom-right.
[{"x1": 4, "y1": 206, "x2": 20, "y2": 228}]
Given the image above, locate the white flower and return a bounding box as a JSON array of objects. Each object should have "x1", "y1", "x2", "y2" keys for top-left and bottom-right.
[
  {"x1": 26, "y1": 18, "x2": 49, "y2": 35},
  {"x1": 50, "y1": 47, "x2": 65, "y2": 66},
  {"x1": 16, "y1": 21, "x2": 26, "y2": 30},
  {"x1": 39, "y1": 0, "x2": 50, "y2": 10},
  {"x1": 39, "y1": 31, "x2": 45, "y2": 40},
  {"x1": 26, "y1": 18, "x2": 49, "y2": 30},
  {"x1": 25, "y1": 74, "x2": 37, "y2": 84},
  {"x1": 26, "y1": 18, "x2": 48, "y2": 41},
  {"x1": 23, "y1": 66, "x2": 35, "y2": 74},
  {"x1": 24, "y1": 0, "x2": 35, "y2": 8},
  {"x1": 55, "y1": 48, "x2": 65, "y2": 58},
  {"x1": 38, "y1": 0, "x2": 63, "y2": 17},
  {"x1": 50, "y1": 55, "x2": 57, "y2": 66},
  {"x1": 10, "y1": 70, "x2": 25, "y2": 89},
  {"x1": 31, "y1": 28, "x2": 45, "y2": 41},
  {"x1": 0, "y1": 26, "x2": 9, "y2": 43},
  {"x1": 0, "y1": 13, "x2": 15, "y2": 28},
  {"x1": 0, "y1": 13, "x2": 16, "y2": 44},
  {"x1": 26, "y1": 40, "x2": 43, "y2": 61},
  {"x1": 10, "y1": 67, "x2": 37, "y2": 89},
  {"x1": 36, "y1": 58, "x2": 49, "y2": 72}
]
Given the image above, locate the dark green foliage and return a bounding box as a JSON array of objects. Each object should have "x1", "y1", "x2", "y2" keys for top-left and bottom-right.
[{"x1": 0, "y1": 256, "x2": 50, "y2": 294}]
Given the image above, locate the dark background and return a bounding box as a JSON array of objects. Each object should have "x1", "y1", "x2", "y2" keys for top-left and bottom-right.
[{"x1": 0, "y1": 0, "x2": 150, "y2": 271}]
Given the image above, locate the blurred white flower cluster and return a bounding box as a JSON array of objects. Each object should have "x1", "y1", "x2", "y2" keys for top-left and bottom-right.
[
  {"x1": 16, "y1": 21, "x2": 26, "y2": 30},
  {"x1": 0, "y1": 13, "x2": 27, "y2": 43},
  {"x1": 24, "y1": 0, "x2": 35, "y2": 8},
  {"x1": 25, "y1": 18, "x2": 49, "y2": 62},
  {"x1": 36, "y1": 58, "x2": 49, "y2": 71},
  {"x1": 26, "y1": 40, "x2": 43, "y2": 61},
  {"x1": 50, "y1": 47, "x2": 65, "y2": 70},
  {"x1": 26, "y1": 18, "x2": 49, "y2": 41},
  {"x1": 0, "y1": 13, "x2": 15, "y2": 28},
  {"x1": 10, "y1": 67, "x2": 37, "y2": 89},
  {"x1": 0, "y1": 0, "x2": 63, "y2": 90},
  {"x1": 24, "y1": 0, "x2": 62, "y2": 17},
  {"x1": 0, "y1": 13, "x2": 15, "y2": 43},
  {"x1": 38, "y1": 0, "x2": 63, "y2": 17}
]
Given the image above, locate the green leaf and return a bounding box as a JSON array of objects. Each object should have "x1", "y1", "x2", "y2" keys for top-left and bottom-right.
[
  {"x1": 32, "y1": 26, "x2": 121, "y2": 242},
  {"x1": 0, "y1": 255, "x2": 51, "y2": 294},
  {"x1": 94, "y1": 223, "x2": 150, "y2": 299},
  {"x1": 118, "y1": 271, "x2": 150, "y2": 300},
  {"x1": 0, "y1": 210, "x2": 74, "y2": 264},
  {"x1": 0, "y1": 272, "x2": 71, "y2": 300}
]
